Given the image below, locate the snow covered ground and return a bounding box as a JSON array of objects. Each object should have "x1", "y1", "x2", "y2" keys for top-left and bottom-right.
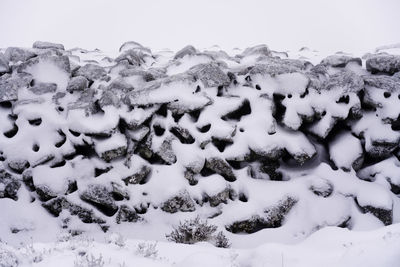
[{"x1": 1, "y1": 41, "x2": 400, "y2": 266}]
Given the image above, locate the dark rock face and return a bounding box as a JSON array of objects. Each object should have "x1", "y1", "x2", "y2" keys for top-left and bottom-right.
[
  {"x1": 80, "y1": 184, "x2": 118, "y2": 216},
  {"x1": 35, "y1": 184, "x2": 57, "y2": 201},
  {"x1": 161, "y1": 190, "x2": 196, "y2": 213},
  {"x1": 8, "y1": 159, "x2": 30, "y2": 174},
  {"x1": 0, "y1": 170, "x2": 21, "y2": 200},
  {"x1": 366, "y1": 54, "x2": 400, "y2": 75},
  {"x1": 360, "y1": 204, "x2": 393, "y2": 226}
]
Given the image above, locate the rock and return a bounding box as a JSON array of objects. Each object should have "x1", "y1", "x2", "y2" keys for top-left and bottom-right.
[
  {"x1": 360, "y1": 205, "x2": 392, "y2": 225},
  {"x1": 174, "y1": 45, "x2": 197, "y2": 59},
  {"x1": 94, "y1": 133, "x2": 127, "y2": 162},
  {"x1": 322, "y1": 70, "x2": 364, "y2": 93},
  {"x1": 249, "y1": 58, "x2": 307, "y2": 76},
  {"x1": 8, "y1": 159, "x2": 30, "y2": 174},
  {"x1": 309, "y1": 178, "x2": 333, "y2": 197},
  {"x1": 99, "y1": 90, "x2": 120, "y2": 108},
  {"x1": 80, "y1": 184, "x2": 118, "y2": 216},
  {"x1": 33, "y1": 41, "x2": 65, "y2": 50},
  {"x1": 115, "y1": 49, "x2": 146, "y2": 66},
  {"x1": 116, "y1": 204, "x2": 141, "y2": 223},
  {"x1": 170, "y1": 126, "x2": 195, "y2": 144},
  {"x1": 66, "y1": 76, "x2": 89, "y2": 93},
  {"x1": 122, "y1": 165, "x2": 152, "y2": 185},
  {"x1": 240, "y1": 44, "x2": 271, "y2": 57},
  {"x1": 161, "y1": 190, "x2": 196, "y2": 213},
  {"x1": 17, "y1": 54, "x2": 71, "y2": 74},
  {"x1": 29, "y1": 82, "x2": 57, "y2": 95},
  {"x1": 0, "y1": 72, "x2": 33, "y2": 102},
  {"x1": 0, "y1": 53, "x2": 10, "y2": 74},
  {"x1": 207, "y1": 187, "x2": 233, "y2": 207},
  {"x1": 22, "y1": 170, "x2": 35, "y2": 191},
  {"x1": 321, "y1": 54, "x2": 362, "y2": 67},
  {"x1": 42, "y1": 196, "x2": 106, "y2": 224},
  {"x1": 157, "y1": 137, "x2": 177, "y2": 164},
  {"x1": 188, "y1": 63, "x2": 230, "y2": 88},
  {"x1": 0, "y1": 169, "x2": 21, "y2": 200},
  {"x1": 35, "y1": 184, "x2": 57, "y2": 201},
  {"x1": 119, "y1": 41, "x2": 150, "y2": 53},
  {"x1": 75, "y1": 63, "x2": 107, "y2": 81},
  {"x1": 205, "y1": 157, "x2": 236, "y2": 182},
  {"x1": 226, "y1": 197, "x2": 297, "y2": 233},
  {"x1": 111, "y1": 182, "x2": 129, "y2": 201},
  {"x1": 366, "y1": 54, "x2": 400, "y2": 75},
  {"x1": 4, "y1": 47, "x2": 36, "y2": 62}
]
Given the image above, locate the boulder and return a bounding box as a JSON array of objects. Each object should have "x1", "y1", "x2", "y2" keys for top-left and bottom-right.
[
  {"x1": 75, "y1": 63, "x2": 107, "y2": 81},
  {"x1": 321, "y1": 54, "x2": 362, "y2": 67},
  {"x1": 0, "y1": 73, "x2": 33, "y2": 102},
  {"x1": 205, "y1": 157, "x2": 236, "y2": 182},
  {"x1": 161, "y1": 190, "x2": 196, "y2": 213},
  {"x1": 116, "y1": 204, "x2": 141, "y2": 223},
  {"x1": 188, "y1": 63, "x2": 230, "y2": 88},
  {"x1": 66, "y1": 76, "x2": 89, "y2": 93},
  {"x1": 366, "y1": 54, "x2": 400, "y2": 75},
  {"x1": 122, "y1": 165, "x2": 152, "y2": 185},
  {"x1": 0, "y1": 169, "x2": 21, "y2": 200},
  {"x1": 174, "y1": 45, "x2": 197, "y2": 59},
  {"x1": 80, "y1": 184, "x2": 118, "y2": 216},
  {"x1": 0, "y1": 53, "x2": 10, "y2": 74},
  {"x1": 8, "y1": 159, "x2": 30, "y2": 174},
  {"x1": 28, "y1": 82, "x2": 57, "y2": 95},
  {"x1": 4, "y1": 47, "x2": 36, "y2": 62}
]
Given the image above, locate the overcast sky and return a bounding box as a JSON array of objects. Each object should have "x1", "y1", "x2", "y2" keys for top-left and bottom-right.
[{"x1": 0, "y1": 0, "x2": 399, "y2": 54}]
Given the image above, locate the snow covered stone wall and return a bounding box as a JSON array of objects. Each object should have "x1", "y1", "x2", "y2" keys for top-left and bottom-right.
[{"x1": 1, "y1": 41, "x2": 400, "y2": 248}]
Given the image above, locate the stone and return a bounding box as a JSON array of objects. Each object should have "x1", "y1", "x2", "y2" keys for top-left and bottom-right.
[
  {"x1": 366, "y1": 54, "x2": 400, "y2": 75},
  {"x1": 17, "y1": 54, "x2": 71, "y2": 74},
  {"x1": 360, "y1": 204, "x2": 392, "y2": 226},
  {"x1": 35, "y1": 184, "x2": 57, "y2": 201},
  {"x1": 115, "y1": 49, "x2": 146, "y2": 66},
  {"x1": 75, "y1": 64, "x2": 107, "y2": 81},
  {"x1": 116, "y1": 204, "x2": 141, "y2": 223},
  {"x1": 0, "y1": 73, "x2": 33, "y2": 102},
  {"x1": 174, "y1": 45, "x2": 197, "y2": 59},
  {"x1": 66, "y1": 76, "x2": 89, "y2": 93},
  {"x1": 4, "y1": 47, "x2": 36, "y2": 62},
  {"x1": 249, "y1": 58, "x2": 307, "y2": 76},
  {"x1": 322, "y1": 70, "x2": 364, "y2": 93},
  {"x1": 33, "y1": 41, "x2": 65, "y2": 50},
  {"x1": 161, "y1": 190, "x2": 196, "y2": 213},
  {"x1": 157, "y1": 137, "x2": 177, "y2": 164},
  {"x1": 169, "y1": 126, "x2": 195, "y2": 144},
  {"x1": 207, "y1": 187, "x2": 233, "y2": 207},
  {"x1": 122, "y1": 165, "x2": 152, "y2": 185},
  {"x1": 241, "y1": 44, "x2": 271, "y2": 57},
  {"x1": 8, "y1": 159, "x2": 30, "y2": 174},
  {"x1": 321, "y1": 54, "x2": 362, "y2": 67},
  {"x1": 226, "y1": 197, "x2": 297, "y2": 233},
  {"x1": 29, "y1": 82, "x2": 57, "y2": 95},
  {"x1": 0, "y1": 169, "x2": 21, "y2": 200},
  {"x1": 188, "y1": 63, "x2": 230, "y2": 88},
  {"x1": 205, "y1": 157, "x2": 236, "y2": 182},
  {"x1": 0, "y1": 53, "x2": 10, "y2": 74},
  {"x1": 80, "y1": 184, "x2": 118, "y2": 216}
]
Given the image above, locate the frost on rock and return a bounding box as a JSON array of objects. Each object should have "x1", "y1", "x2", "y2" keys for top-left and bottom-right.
[{"x1": 1, "y1": 42, "x2": 400, "y2": 249}]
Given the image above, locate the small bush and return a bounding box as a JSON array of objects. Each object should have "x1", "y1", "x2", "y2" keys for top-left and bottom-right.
[
  {"x1": 135, "y1": 242, "x2": 158, "y2": 258},
  {"x1": 106, "y1": 233, "x2": 126, "y2": 248},
  {"x1": 74, "y1": 253, "x2": 104, "y2": 267},
  {"x1": 166, "y1": 216, "x2": 230, "y2": 247}
]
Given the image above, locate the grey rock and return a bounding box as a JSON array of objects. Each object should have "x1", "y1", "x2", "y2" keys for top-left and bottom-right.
[
  {"x1": 322, "y1": 70, "x2": 364, "y2": 93},
  {"x1": 111, "y1": 182, "x2": 129, "y2": 201},
  {"x1": 4, "y1": 47, "x2": 36, "y2": 62},
  {"x1": 241, "y1": 44, "x2": 271, "y2": 57},
  {"x1": 17, "y1": 55, "x2": 71, "y2": 74},
  {"x1": 99, "y1": 145, "x2": 127, "y2": 162},
  {"x1": 310, "y1": 179, "x2": 333, "y2": 197},
  {"x1": 321, "y1": 54, "x2": 362, "y2": 67},
  {"x1": 33, "y1": 41, "x2": 65, "y2": 50},
  {"x1": 115, "y1": 49, "x2": 146, "y2": 66},
  {"x1": 157, "y1": 137, "x2": 177, "y2": 164},
  {"x1": 80, "y1": 184, "x2": 118, "y2": 216},
  {"x1": 188, "y1": 63, "x2": 230, "y2": 88},
  {"x1": 0, "y1": 72, "x2": 33, "y2": 102},
  {"x1": 226, "y1": 197, "x2": 297, "y2": 233},
  {"x1": 207, "y1": 187, "x2": 233, "y2": 207},
  {"x1": 122, "y1": 165, "x2": 152, "y2": 185},
  {"x1": 205, "y1": 157, "x2": 236, "y2": 182},
  {"x1": 359, "y1": 203, "x2": 392, "y2": 225},
  {"x1": 161, "y1": 190, "x2": 196, "y2": 213},
  {"x1": 116, "y1": 204, "x2": 141, "y2": 223},
  {"x1": 66, "y1": 76, "x2": 89, "y2": 93},
  {"x1": 169, "y1": 126, "x2": 195, "y2": 144},
  {"x1": 75, "y1": 64, "x2": 107, "y2": 81},
  {"x1": 249, "y1": 58, "x2": 307, "y2": 76},
  {"x1": 8, "y1": 159, "x2": 30, "y2": 174},
  {"x1": 29, "y1": 82, "x2": 57, "y2": 95},
  {"x1": 99, "y1": 90, "x2": 120, "y2": 108},
  {"x1": 0, "y1": 52, "x2": 10, "y2": 74},
  {"x1": 0, "y1": 169, "x2": 21, "y2": 200},
  {"x1": 174, "y1": 45, "x2": 197, "y2": 59},
  {"x1": 366, "y1": 54, "x2": 400, "y2": 75},
  {"x1": 35, "y1": 184, "x2": 57, "y2": 201}
]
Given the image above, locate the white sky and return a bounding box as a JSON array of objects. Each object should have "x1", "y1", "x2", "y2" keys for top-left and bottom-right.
[{"x1": 0, "y1": 0, "x2": 399, "y2": 54}]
